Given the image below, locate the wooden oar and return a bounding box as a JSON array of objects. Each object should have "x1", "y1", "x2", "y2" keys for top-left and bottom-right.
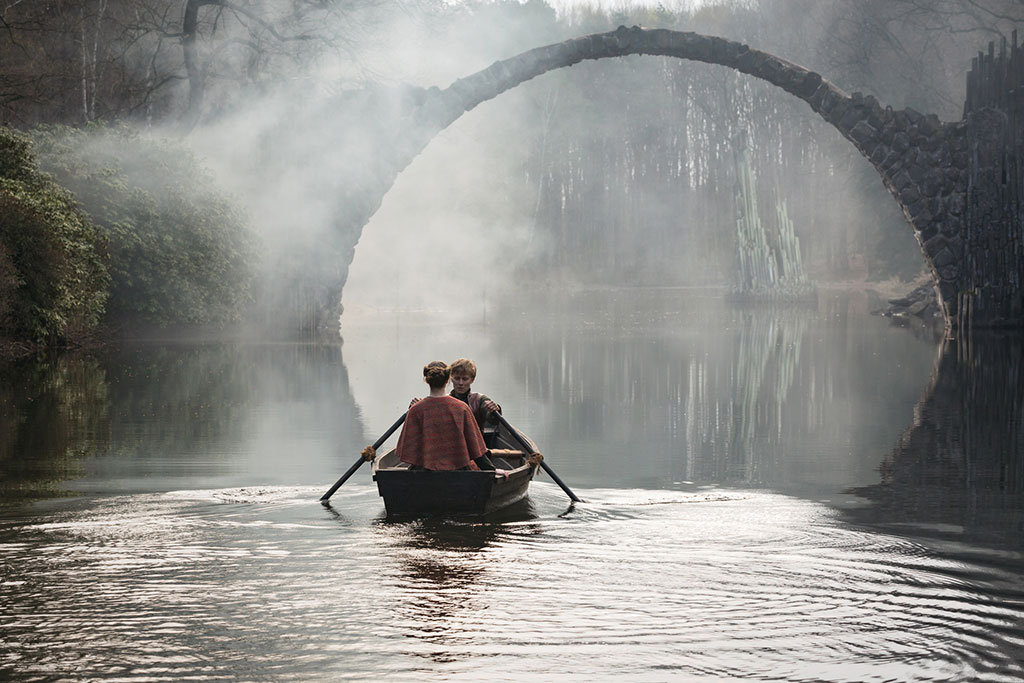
[
  {"x1": 320, "y1": 412, "x2": 407, "y2": 503},
  {"x1": 493, "y1": 412, "x2": 583, "y2": 503}
]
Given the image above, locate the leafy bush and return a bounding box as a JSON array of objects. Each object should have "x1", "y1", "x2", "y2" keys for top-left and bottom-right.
[
  {"x1": 0, "y1": 128, "x2": 109, "y2": 343},
  {"x1": 0, "y1": 241, "x2": 17, "y2": 323},
  {"x1": 31, "y1": 125, "x2": 257, "y2": 328}
]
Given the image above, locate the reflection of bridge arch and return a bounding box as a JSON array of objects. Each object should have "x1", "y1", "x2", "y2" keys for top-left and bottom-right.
[{"x1": 845, "y1": 334, "x2": 1024, "y2": 548}]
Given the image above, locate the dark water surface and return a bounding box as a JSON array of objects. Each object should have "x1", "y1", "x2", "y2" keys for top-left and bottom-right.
[{"x1": 2, "y1": 290, "x2": 1022, "y2": 681}]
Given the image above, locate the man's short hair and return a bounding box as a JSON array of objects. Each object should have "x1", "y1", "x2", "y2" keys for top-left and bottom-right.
[{"x1": 449, "y1": 358, "x2": 477, "y2": 378}]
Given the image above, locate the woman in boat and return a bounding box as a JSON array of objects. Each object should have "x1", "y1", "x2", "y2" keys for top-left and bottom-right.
[{"x1": 396, "y1": 361, "x2": 495, "y2": 471}]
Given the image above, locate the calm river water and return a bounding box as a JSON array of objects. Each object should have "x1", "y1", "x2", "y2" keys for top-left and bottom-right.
[{"x1": 1, "y1": 290, "x2": 1022, "y2": 681}]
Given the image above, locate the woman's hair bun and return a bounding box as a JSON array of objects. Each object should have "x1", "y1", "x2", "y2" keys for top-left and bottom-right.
[{"x1": 423, "y1": 360, "x2": 450, "y2": 388}]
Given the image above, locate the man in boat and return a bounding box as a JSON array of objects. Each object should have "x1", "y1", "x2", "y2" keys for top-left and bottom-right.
[
  {"x1": 397, "y1": 361, "x2": 496, "y2": 471},
  {"x1": 448, "y1": 358, "x2": 502, "y2": 446}
]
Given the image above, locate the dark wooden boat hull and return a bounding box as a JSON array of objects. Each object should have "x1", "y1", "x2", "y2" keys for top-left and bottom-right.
[
  {"x1": 373, "y1": 466, "x2": 534, "y2": 516},
  {"x1": 371, "y1": 423, "x2": 538, "y2": 517}
]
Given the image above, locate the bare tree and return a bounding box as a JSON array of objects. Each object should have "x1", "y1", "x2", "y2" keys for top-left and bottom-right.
[
  {"x1": 819, "y1": 0, "x2": 1024, "y2": 117},
  {"x1": 1, "y1": 0, "x2": 185, "y2": 125},
  {"x1": 1, "y1": 0, "x2": 398, "y2": 127},
  {"x1": 179, "y1": 0, "x2": 389, "y2": 128}
]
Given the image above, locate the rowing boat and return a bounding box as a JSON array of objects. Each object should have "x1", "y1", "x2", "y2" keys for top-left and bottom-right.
[{"x1": 371, "y1": 420, "x2": 539, "y2": 517}]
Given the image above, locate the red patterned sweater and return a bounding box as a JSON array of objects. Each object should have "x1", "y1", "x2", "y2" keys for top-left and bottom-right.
[{"x1": 396, "y1": 396, "x2": 488, "y2": 470}]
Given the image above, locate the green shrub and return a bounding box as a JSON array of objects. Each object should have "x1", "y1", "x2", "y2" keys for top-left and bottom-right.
[
  {"x1": 0, "y1": 240, "x2": 17, "y2": 322},
  {"x1": 0, "y1": 128, "x2": 109, "y2": 343},
  {"x1": 31, "y1": 124, "x2": 257, "y2": 327}
]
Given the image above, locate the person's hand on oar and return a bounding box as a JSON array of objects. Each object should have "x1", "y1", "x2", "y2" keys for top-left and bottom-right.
[
  {"x1": 320, "y1": 412, "x2": 407, "y2": 504},
  {"x1": 493, "y1": 413, "x2": 583, "y2": 503}
]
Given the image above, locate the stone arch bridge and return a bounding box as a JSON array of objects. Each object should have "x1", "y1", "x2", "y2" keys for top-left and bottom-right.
[{"x1": 298, "y1": 25, "x2": 1020, "y2": 334}]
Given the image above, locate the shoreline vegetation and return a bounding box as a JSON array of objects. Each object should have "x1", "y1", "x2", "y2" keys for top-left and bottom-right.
[{"x1": 1, "y1": 126, "x2": 257, "y2": 360}]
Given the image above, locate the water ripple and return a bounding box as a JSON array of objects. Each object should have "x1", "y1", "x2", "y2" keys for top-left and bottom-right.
[{"x1": 1, "y1": 487, "x2": 1022, "y2": 681}]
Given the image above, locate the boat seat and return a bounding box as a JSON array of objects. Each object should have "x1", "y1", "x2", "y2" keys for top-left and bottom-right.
[
  {"x1": 488, "y1": 449, "x2": 526, "y2": 457},
  {"x1": 488, "y1": 448, "x2": 526, "y2": 469}
]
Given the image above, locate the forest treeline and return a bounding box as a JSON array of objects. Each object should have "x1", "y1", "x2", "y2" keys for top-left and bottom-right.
[{"x1": 2, "y1": 0, "x2": 1022, "y2": 351}]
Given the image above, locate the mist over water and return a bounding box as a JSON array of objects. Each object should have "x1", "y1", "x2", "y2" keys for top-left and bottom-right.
[
  {"x1": 3, "y1": 291, "x2": 1023, "y2": 680},
  {"x1": 176, "y1": 2, "x2": 942, "y2": 330}
]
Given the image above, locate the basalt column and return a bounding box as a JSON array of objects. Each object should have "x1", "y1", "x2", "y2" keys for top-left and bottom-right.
[{"x1": 960, "y1": 36, "x2": 1024, "y2": 329}]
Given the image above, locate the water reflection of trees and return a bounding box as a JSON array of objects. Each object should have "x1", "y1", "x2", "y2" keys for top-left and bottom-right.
[
  {"x1": 0, "y1": 356, "x2": 111, "y2": 500},
  {"x1": 1, "y1": 343, "x2": 365, "y2": 498},
  {"x1": 498, "y1": 291, "x2": 934, "y2": 491},
  {"x1": 847, "y1": 335, "x2": 1024, "y2": 548}
]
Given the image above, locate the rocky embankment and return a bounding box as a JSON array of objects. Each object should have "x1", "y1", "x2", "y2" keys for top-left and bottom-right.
[{"x1": 873, "y1": 283, "x2": 944, "y2": 335}]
